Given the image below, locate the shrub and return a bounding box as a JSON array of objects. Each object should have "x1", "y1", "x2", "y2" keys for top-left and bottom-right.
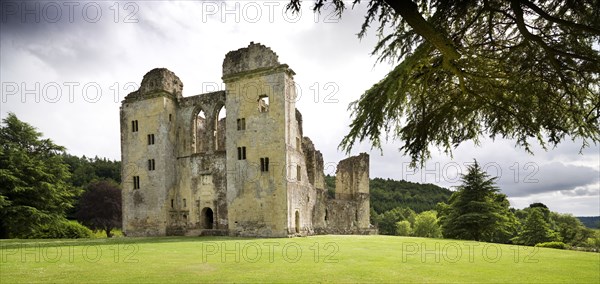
[
  {"x1": 535, "y1": 241, "x2": 568, "y2": 250},
  {"x1": 396, "y1": 220, "x2": 412, "y2": 236},
  {"x1": 26, "y1": 220, "x2": 93, "y2": 239}
]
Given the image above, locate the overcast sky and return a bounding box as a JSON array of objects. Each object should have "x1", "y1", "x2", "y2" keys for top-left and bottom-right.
[{"x1": 1, "y1": 1, "x2": 598, "y2": 216}]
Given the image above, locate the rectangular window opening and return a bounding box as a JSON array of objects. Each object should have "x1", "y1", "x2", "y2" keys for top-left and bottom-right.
[
  {"x1": 133, "y1": 176, "x2": 140, "y2": 189},
  {"x1": 258, "y1": 95, "x2": 269, "y2": 112},
  {"x1": 131, "y1": 120, "x2": 139, "y2": 132},
  {"x1": 296, "y1": 165, "x2": 301, "y2": 181},
  {"x1": 148, "y1": 134, "x2": 155, "y2": 145},
  {"x1": 261, "y1": 157, "x2": 270, "y2": 172},
  {"x1": 237, "y1": 118, "x2": 246, "y2": 130},
  {"x1": 148, "y1": 159, "x2": 155, "y2": 171}
]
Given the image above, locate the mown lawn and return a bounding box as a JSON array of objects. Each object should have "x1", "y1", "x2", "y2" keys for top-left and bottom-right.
[{"x1": 1, "y1": 235, "x2": 598, "y2": 283}]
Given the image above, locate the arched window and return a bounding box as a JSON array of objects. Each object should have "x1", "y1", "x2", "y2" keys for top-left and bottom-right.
[
  {"x1": 215, "y1": 105, "x2": 226, "y2": 151},
  {"x1": 194, "y1": 110, "x2": 206, "y2": 153}
]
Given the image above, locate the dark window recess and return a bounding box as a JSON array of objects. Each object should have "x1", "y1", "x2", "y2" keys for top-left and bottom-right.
[
  {"x1": 237, "y1": 147, "x2": 247, "y2": 160},
  {"x1": 147, "y1": 134, "x2": 155, "y2": 145},
  {"x1": 169, "y1": 114, "x2": 172, "y2": 121},
  {"x1": 171, "y1": 199, "x2": 174, "y2": 209},
  {"x1": 237, "y1": 118, "x2": 246, "y2": 130},
  {"x1": 297, "y1": 165, "x2": 301, "y2": 181},
  {"x1": 148, "y1": 159, "x2": 155, "y2": 171},
  {"x1": 260, "y1": 157, "x2": 269, "y2": 172},
  {"x1": 131, "y1": 120, "x2": 139, "y2": 132},
  {"x1": 183, "y1": 198, "x2": 187, "y2": 208},
  {"x1": 133, "y1": 176, "x2": 140, "y2": 189}
]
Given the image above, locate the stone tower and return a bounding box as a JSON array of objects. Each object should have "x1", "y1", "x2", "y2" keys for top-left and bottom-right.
[
  {"x1": 120, "y1": 68, "x2": 181, "y2": 236},
  {"x1": 120, "y1": 42, "x2": 374, "y2": 237},
  {"x1": 222, "y1": 43, "x2": 312, "y2": 237}
]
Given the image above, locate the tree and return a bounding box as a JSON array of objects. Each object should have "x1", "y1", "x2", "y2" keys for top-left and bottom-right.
[
  {"x1": 75, "y1": 180, "x2": 122, "y2": 238},
  {"x1": 378, "y1": 207, "x2": 416, "y2": 235},
  {"x1": 438, "y1": 160, "x2": 516, "y2": 242},
  {"x1": 513, "y1": 207, "x2": 559, "y2": 246},
  {"x1": 396, "y1": 220, "x2": 412, "y2": 236},
  {"x1": 550, "y1": 212, "x2": 592, "y2": 246},
  {"x1": 0, "y1": 113, "x2": 80, "y2": 238},
  {"x1": 287, "y1": 0, "x2": 600, "y2": 165},
  {"x1": 412, "y1": 210, "x2": 442, "y2": 238}
]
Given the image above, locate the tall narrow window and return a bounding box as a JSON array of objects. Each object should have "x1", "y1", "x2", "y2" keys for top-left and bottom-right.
[
  {"x1": 237, "y1": 147, "x2": 247, "y2": 160},
  {"x1": 296, "y1": 137, "x2": 301, "y2": 151},
  {"x1": 133, "y1": 176, "x2": 140, "y2": 189},
  {"x1": 296, "y1": 165, "x2": 301, "y2": 181},
  {"x1": 258, "y1": 95, "x2": 269, "y2": 112},
  {"x1": 131, "y1": 120, "x2": 138, "y2": 132},
  {"x1": 171, "y1": 199, "x2": 174, "y2": 209},
  {"x1": 183, "y1": 198, "x2": 187, "y2": 208},
  {"x1": 260, "y1": 157, "x2": 270, "y2": 172},
  {"x1": 169, "y1": 113, "x2": 172, "y2": 121},
  {"x1": 147, "y1": 134, "x2": 155, "y2": 145},
  {"x1": 237, "y1": 118, "x2": 246, "y2": 130},
  {"x1": 148, "y1": 159, "x2": 155, "y2": 171}
]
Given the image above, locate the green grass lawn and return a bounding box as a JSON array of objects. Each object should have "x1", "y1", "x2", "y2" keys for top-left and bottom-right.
[{"x1": 1, "y1": 235, "x2": 598, "y2": 283}]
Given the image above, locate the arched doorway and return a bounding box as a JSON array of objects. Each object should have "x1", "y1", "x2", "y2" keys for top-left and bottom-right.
[
  {"x1": 294, "y1": 211, "x2": 300, "y2": 233},
  {"x1": 201, "y1": 207, "x2": 214, "y2": 229}
]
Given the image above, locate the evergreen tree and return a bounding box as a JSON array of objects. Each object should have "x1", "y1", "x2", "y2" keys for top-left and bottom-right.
[
  {"x1": 0, "y1": 113, "x2": 80, "y2": 238},
  {"x1": 439, "y1": 160, "x2": 516, "y2": 242},
  {"x1": 513, "y1": 208, "x2": 559, "y2": 246}
]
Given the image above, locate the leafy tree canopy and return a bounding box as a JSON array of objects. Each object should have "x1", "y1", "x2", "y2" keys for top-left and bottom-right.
[
  {"x1": 288, "y1": 0, "x2": 600, "y2": 165},
  {"x1": 75, "y1": 180, "x2": 122, "y2": 238},
  {"x1": 0, "y1": 113, "x2": 80, "y2": 238}
]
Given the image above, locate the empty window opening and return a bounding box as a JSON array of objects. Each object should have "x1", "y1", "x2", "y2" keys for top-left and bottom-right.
[
  {"x1": 169, "y1": 113, "x2": 172, "y2": 121},
  {"x1": 147, "y1": 134, "x2": 155, "y2": 145},
  {"x1": 183, "y1": 198, "x2": 187, "y2": 208},
  {"x1": 133, "y1": 176, "x2": 140, "y2": 189},
  {"x1": 202, "y1": 207, "x2": 214, "y2": 229},
  {"x1": 171, "y1": 199, "x2": 174, "y2": 209},
  {"x1": 296, "y1": 137, "x2": 301, "y2": 151},
  {"x1": 296, "y1": 165, "x2": 301, "y2": 181},
  {"x1": 148, "y1": 159, "x2": 155, "y2": 171},
  {"x1": 237, "y1": 118, "x2": 246, "y2": 131},
  {"x1": 325, "y1": 209, "x2": 328, "y2": 221},
  {"x1": 260, "y1": 157, "x2": 269, "y2": 172},
  {"x1": 195, "y1": 110, "x2": 206, "y2": 153},
  {"x1": 237, "y1": 147, "x2": 246, "y2": 160},
  {"x1": 131, "y1": 120, "x2": 138, "y2": 132},
  {"x1": 258, "y1": 95, "x2": 269, "y2": 112},
  {"x1": 295, "y1": 211, "x2": 300, "y2": 233},
  {"x1": 215, "y1": 106, "x2": 226, "y2": 150}
]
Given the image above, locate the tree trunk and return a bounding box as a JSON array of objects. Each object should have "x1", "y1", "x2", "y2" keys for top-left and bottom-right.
[{"x1": 105, "y1": 227, "x2": 113, "y2": 238}]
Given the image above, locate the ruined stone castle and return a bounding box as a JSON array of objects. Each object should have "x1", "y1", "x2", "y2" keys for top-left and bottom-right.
[{"x1": 120, "y1": 43, "x2": 371, "y2": 237}]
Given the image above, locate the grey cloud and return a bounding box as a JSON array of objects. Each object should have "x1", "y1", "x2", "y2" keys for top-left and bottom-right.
[{"x1": 497, "y1": 162, "x2": 599, "y2": 197}]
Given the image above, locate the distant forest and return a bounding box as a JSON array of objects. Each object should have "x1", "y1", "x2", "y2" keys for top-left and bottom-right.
[
  {"x1": 324, "y1": 175, "x2": 452, "y2": 214},
  {"x1": 577, "y1": 216, "x2": 600, "y2": 229}
]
